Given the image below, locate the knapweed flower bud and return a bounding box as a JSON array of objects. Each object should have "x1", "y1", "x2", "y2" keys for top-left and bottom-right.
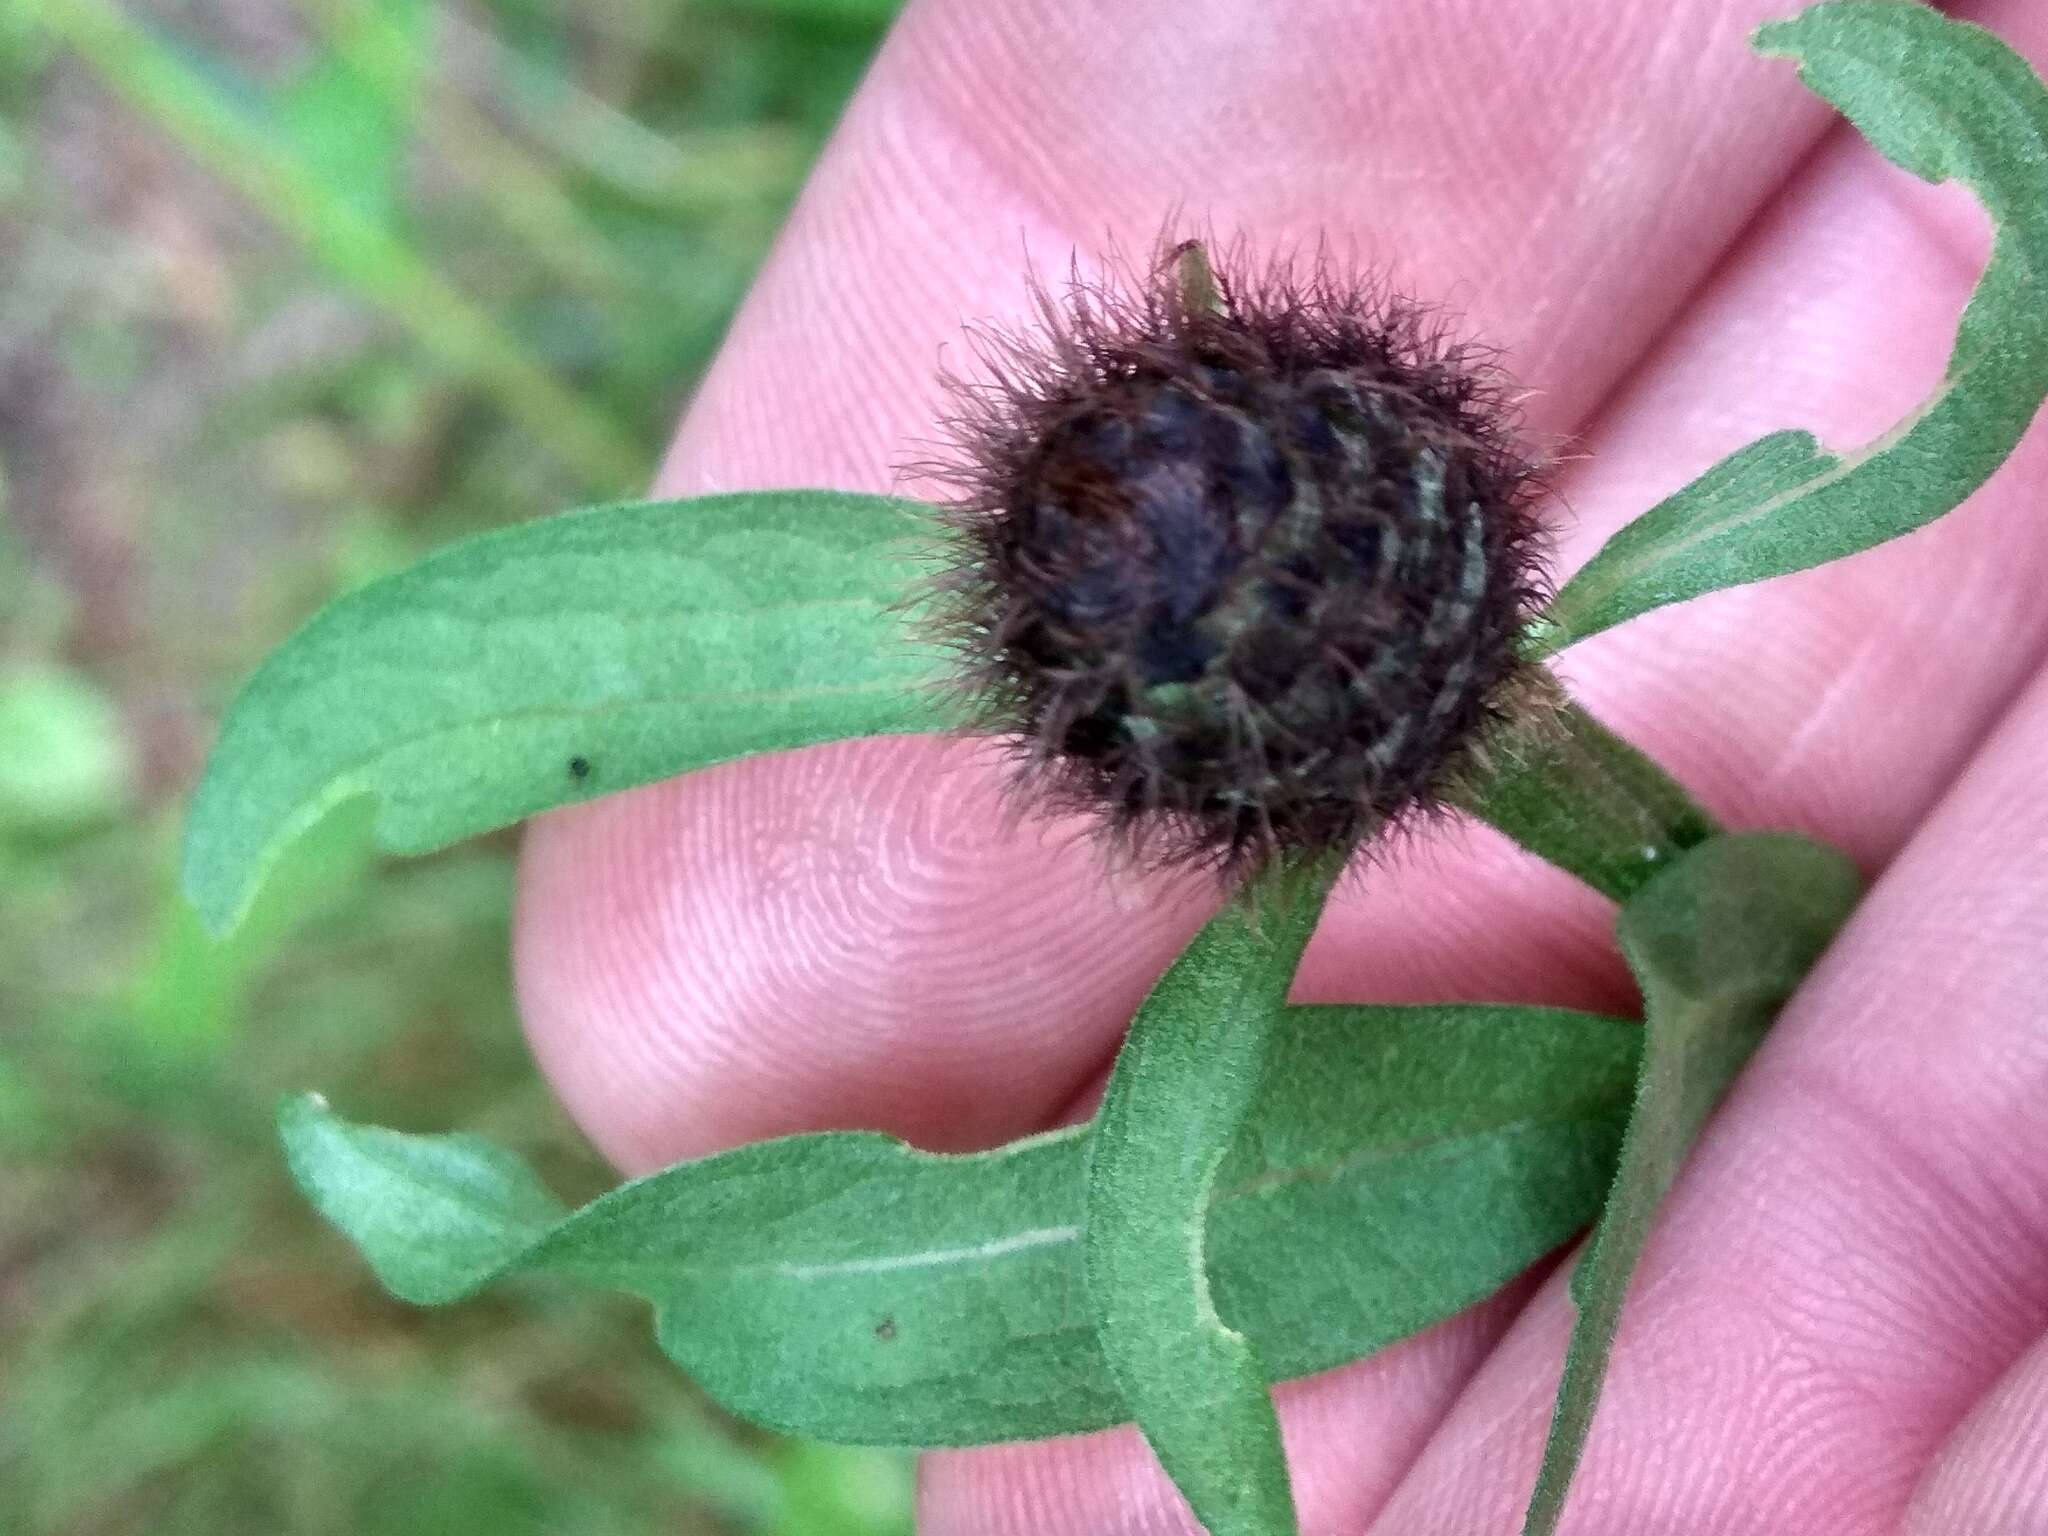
[{"x1": 929, "y1": 241, "x2": 1552, "y2": 871}]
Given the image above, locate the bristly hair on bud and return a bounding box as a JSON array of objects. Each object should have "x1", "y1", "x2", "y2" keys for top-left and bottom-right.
[{"x1": 920, "y1": 236, "x2": 1556, "y2": 875}]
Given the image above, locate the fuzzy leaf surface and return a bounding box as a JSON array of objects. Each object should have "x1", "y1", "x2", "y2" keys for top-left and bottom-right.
[
  {"x1": 1082, "y1": 856, "x2": 1340, "y2": 1536},
  {"x1": 282, "y1": 1001, "x2": 1638, "y2": 1447},
  {"x1": 1535, "y1": 1, "x2": 2048, "y2": 652},
  {"x1": 183, "y1": 491, "x2": 944, "y2": 934},
  {"x1": 1521, "y1": 833, "x2": 1862, "y2": 1533}
]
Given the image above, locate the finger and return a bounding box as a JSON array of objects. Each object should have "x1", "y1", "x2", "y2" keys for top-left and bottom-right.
[
  {"x1": 1367, "y1": 642, "x2": 2048, "y2": 1533},
  {"x1": 517, "y1": 737, "x2": 1213, "y2": 1162},
  {"x1": 516, "y1": 0, "x2": 1847, "y2": 1174},
  {"x1": 1907, "y1": 1328, "x2": 2048, "y2": 1534}
]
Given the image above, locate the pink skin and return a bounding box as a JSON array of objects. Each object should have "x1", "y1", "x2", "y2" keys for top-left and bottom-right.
[{"x1": 513, "y1": 1, "x2": 2048, "y2": 1530}]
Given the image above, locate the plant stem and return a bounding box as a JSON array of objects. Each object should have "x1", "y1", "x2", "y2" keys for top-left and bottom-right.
[{"x1": 1457, "y1": 691, "x2": 1718, "y2": 903}]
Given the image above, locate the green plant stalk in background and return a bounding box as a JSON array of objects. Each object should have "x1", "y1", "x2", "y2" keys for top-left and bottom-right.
[
  {"x1": 39, "y1": 0, "x2": 649, "y2": 490},
  {"x1": 177, "y1": 5, "x2": 2048, "y2": 1535}
]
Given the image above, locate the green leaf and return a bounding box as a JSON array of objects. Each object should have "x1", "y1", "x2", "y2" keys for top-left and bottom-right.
[
  {"x1": 282, "y1": 999, "x2": 1639, "y2": 1446},
  {"x1": 182, "y1": 491, "x2": 945, "y2": 935},
  {"x1": 1462, "y1": 697, "x2": 1718, "y2": 903},
  {"x1": 1533, "y1": 0, "x2": 2048, "y2": 653},
  {"x1": 283, "y1": 1093, "x2": 570, "y2": 1303},
  {"x1": 1521, "y1": 832, "x2": 1862, "y2": 1534},
  {"x1": 1082, "y1": 856, "x2": 1341, "y2": 1536},
  {"x1": 713, "y1": 0, "x2": 903, "y2": 23}
]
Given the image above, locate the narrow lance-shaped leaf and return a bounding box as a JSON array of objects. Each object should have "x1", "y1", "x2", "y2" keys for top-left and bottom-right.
[
  {"x1": 282, "y1": 1000, "x2": 1639, "y2": 1447},
  {"x1": 1533, "y1": 1, "x2": 2048, "y2": 653},
  {"x1": 182, "y1": 491, "x2": 946, "y2": 934},
  {"x1": 1083, "y1": 854, "x2": 1345, "y2": 1536},
  {"x1": 1521, "y1": 832, "x2": 1862, "y2": 1535}
]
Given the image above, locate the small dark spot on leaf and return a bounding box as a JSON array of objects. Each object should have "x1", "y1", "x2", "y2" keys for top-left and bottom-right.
[
  {"x1": 874, "y1": 1317, "x2": 897, "y2": 1342},
  {"x1": 568, "y1": 756, "x2": 592, "y2": 782}
]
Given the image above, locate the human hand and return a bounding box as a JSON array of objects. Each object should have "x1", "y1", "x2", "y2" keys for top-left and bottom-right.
[{"x1": 513, "y1": 1, "x2": 2048, "y2": 1528}]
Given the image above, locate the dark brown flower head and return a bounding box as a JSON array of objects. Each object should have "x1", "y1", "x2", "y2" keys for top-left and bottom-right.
[{"x1": 926, "y1": 240, "x2": 1552, "y2": 872}]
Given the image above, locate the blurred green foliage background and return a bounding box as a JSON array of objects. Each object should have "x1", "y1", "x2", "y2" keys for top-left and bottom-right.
[{"x1": 0, "y1": 1, "x2": 912, "y2": 1530}]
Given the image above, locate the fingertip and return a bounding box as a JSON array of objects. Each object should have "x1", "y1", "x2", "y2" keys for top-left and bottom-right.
[{"x1": 514, "y1": 735, "x2": 1212, "y2": 1172}]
